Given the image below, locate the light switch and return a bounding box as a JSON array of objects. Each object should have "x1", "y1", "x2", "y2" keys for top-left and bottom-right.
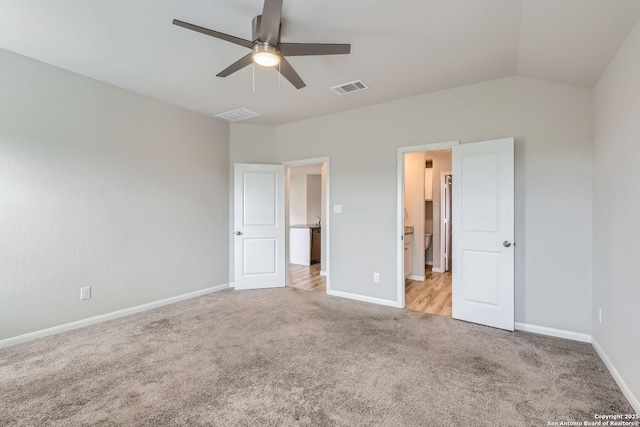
[{"x1": 333, "y1": 204, "x2": 342, "y2": 214}]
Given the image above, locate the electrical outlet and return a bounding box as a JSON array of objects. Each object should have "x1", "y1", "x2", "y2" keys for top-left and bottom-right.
[
  {"x1": 373, "y1": 272, "x2": 380, "y2": 283},
  {"x1": 333, "y1": 204, "x2": 342, "y2": 214},
  {"x1": 80, "y1": 286, "x2": 91, "y2": 301},
  {"x1": 598, "y1": 307, "x2": 602, "y2": 324}
]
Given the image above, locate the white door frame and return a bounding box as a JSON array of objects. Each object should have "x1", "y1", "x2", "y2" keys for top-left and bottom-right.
[
  {"x1": 440, "y1": 171, "x2": 452, "y2": 273},
  {"x1": 397, "y1": 141, "x2": 459, "y2": 308},
  {"x1": 283, "y1": 156, "x2": 331, "y2": 293}
]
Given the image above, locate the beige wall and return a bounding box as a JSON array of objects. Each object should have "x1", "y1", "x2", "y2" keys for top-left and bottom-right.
[
  {"x1": 231, "y1": 75, "x2": 593, "y2": 335},
  {"x1": 593, "y1": 19, "x2": 640, "y2": 408},
  {"x1": 404, "y1": 152, "x2": 425, "y2": 278},
  {"x1": 306, "y1": 175, "x2": 322, "y2": 225},
  {"x1": 289, "y1": 173, "x2": 321, "y2": 239},
  {"x1": 0, "y1": 49, "x2": 230, "y2": 341},
  {"x1": 289, "y1": 174, "x2": 307, "y2": 225}
]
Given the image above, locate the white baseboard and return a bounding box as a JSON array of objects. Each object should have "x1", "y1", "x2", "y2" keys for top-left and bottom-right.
[
  {"x1": 0, "y1": 283, "x2": 230, "y2": 349},
  {"x1": 327, "y1": 289, "x2": 402, "y2": 308},
  {"x1": 426, "y1": 262, "x2": 433, "y2": 266},
  {"x1": 431, "y1": 267, "x2": 445, "y2": 273},
  {"x1": 514, "y1": 322, "x2": 591, "y2": 343},
  {"x1": 408, "y1": 275, "x2": 425, "y2": 281},
  {"x1": 229, "y1": 282, "x2": 235, "y2": 288},
  {"x1": 592, "y1": 338, "x2": 640, "y2": 413},
  {"x1": 319, "y1": 271, "x2": 327, "y2": 277}
]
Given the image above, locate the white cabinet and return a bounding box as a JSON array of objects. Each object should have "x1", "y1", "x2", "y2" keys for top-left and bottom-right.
[
  {"x1": 290, "y1": 227, "x2": 321, "y2": 265},
  {"x1": 290, "y1": 228, "x2": 311, "y2": 265},
  {"x1": 425, "y1": 168, "x2": 433, "y2": 201},
  {"x1": 404, "y1": 233, "x2": 413, "y2": 278}
]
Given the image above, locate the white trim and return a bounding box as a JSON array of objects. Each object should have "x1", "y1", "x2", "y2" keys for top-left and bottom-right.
[
  {"x1": 283, "y1": 157, "x2": 328, "y2": 167},
  {"x1": 0, "y1": 284, "x2": 230, "y2": 349},
  {"x1": 407, "y1": 275, "x2": 425, "y2": 281},
  {"x1": 432, "y1": 267, "x2": 445, "y2": 273},
  {"x1": 328, "y1": 290, "x2": 402, "y2": 308},
  {"x1": 514, "y1": 322, "x2": 591, "y2": 343},
  {"x1": 425, "y1": 262, "x2": 433, "y2": 266},
  {"x1": 283, "y1": 157, "x2": 331, "y2": 293},
  {"x1": 397, "y1": 140, "x2": 459, "y2": 309},
  {"x1": 229, "y1": 282, "x2": 235, "y2": 288},
  {"x1": 284, "y1": 166, "x2": 291, "y2": 287},
  {"x1": 592, "y1": 338, "x2": 640, "y2": 413}
]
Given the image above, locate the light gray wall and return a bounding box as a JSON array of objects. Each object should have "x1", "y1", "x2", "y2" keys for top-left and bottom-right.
[
  {"x1": 0, "y1": 49, "x2": 230, "y2": 340},
  {"x1": 231, "y1": 76, "x2": 593, "y2": 335},
  {"x1": 404, "y1": 151, "x2": 425, "y2": 277},
  {"x1": 593, "y1": 19, "x2": 640, "y2": 406}
]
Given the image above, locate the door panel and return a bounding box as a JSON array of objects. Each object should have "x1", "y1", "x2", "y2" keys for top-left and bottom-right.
[
  {"x1": 234, "y1": 164, "x2": 285, "y2": 290},
  {"x1": 452, "y1": 138, "x2": 514, "y2": 331},
  {"x1": 243, "y1": 239, "x2": 277, "y2": 275},
  {"x1": 243, "y1": 171, "x2": 277, "y2": 226},
  {"x1": 461, "y1": 250, "x2": 499, "y2": 305},
  {"x1": 461, "y1": 154, "x2": 498, "y2": 232}
]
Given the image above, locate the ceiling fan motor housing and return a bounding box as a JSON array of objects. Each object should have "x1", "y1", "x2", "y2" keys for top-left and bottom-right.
[{"x1": 252, "y1": 15, "x2": 280, "y2": 44}]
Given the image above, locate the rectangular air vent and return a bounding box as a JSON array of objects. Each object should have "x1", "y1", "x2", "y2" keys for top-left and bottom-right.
[
  {"x1": 331, "y1": 80, "x2": 368, "y2": 95},
  {"x1": 215, "y1": 107, "x2": 261, "y2": 122}
]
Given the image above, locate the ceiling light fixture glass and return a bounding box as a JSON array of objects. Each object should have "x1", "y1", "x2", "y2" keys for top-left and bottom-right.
[{"x1": 252, "y1": 43, "x2": 280, "y2": 67}]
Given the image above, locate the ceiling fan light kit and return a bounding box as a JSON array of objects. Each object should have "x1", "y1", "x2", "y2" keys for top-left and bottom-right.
[
  {"x1": 252, "y1": 43, "x2": 280, "y2": 67},
  {"x1": 173, "y1": 0, "x2": 351, "y2": 89}
]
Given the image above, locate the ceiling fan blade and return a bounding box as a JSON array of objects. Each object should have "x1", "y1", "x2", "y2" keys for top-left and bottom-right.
[
  {"x1": 279, "y1": 43, "x2": 351, "y2": 57},
  {"x1": 258, "y1": 0, "x2": 283, "y2": 44},
  {"x1": 278, "y1": 57, "x2": 306, "y2": 89},
  {"x1": 173, "y1": 19, "x2": 254, "y2": 49},
  {"x1": 216, "y1": 53, "x2": 254, "y2": 77}
]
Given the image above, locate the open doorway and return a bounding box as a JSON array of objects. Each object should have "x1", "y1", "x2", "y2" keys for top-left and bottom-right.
[
  {"x1": 397, "y1": 137, "x2": 515, "y2": 331},
  {"x1": 403, "y1": 149, "x2": 453, "y2": 316},
  {"x1": 285, "y1": 160, "x2": 328, "y2": 293}
]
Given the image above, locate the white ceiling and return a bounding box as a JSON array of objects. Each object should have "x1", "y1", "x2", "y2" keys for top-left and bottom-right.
[{"x1": 1, "y1": 0, "x2": 639, "y2": 125}]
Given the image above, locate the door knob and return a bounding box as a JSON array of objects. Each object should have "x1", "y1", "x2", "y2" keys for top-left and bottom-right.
[
  {"x1": 235, "y1": 231, "x2": 243, "y2": 236},
  {"x1": 503, "y1": 241, "x2": 511, "y2": 247}
]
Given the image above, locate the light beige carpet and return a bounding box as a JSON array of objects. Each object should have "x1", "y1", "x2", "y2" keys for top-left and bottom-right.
[{"x1": 0, "y1": 288, "x2": 632, "y2": 426}]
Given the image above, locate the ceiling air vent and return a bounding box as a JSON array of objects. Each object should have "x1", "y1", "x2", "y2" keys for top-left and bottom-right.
[
  {"x1": 331, "y1": 80, "x2": 368, "y2": 95},
  {"x1": 215, "y1": 107, "x2": 261, "y2": 122}
]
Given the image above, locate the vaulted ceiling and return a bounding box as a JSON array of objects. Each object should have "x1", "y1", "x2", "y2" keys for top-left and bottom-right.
[{"x1": 1, "y1": 0, "x2": 639, "y2": 124}]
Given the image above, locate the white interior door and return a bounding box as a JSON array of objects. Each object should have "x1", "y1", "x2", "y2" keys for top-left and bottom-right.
[
  {"x1": 234, "y1": 164, "x2": 286, "y2": 290},
  {"x1": 452, "y1": 138, "x2": 514, "y2": 331}
]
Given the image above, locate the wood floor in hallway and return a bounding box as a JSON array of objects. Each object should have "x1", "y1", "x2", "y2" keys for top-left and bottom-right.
[
  {"x1": 288, "y1": 263, "x2": 326, "y2": 293},
  {"x1": 405, "y1": 266, "x2": 452, "y2": 316}
]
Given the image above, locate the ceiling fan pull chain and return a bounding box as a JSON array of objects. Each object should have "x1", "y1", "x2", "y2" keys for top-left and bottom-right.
[
  {"x1": 252, "y1": 62, "x2": 255, "y2": 93},
  {"x1": 278, "y1": 61, "x2": 281, "y2": 90}
]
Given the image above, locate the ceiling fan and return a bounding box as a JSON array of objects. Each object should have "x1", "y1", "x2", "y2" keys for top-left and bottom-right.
[{"x1": 173, "y1": 0, "x2": 351, "y2": 89}]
